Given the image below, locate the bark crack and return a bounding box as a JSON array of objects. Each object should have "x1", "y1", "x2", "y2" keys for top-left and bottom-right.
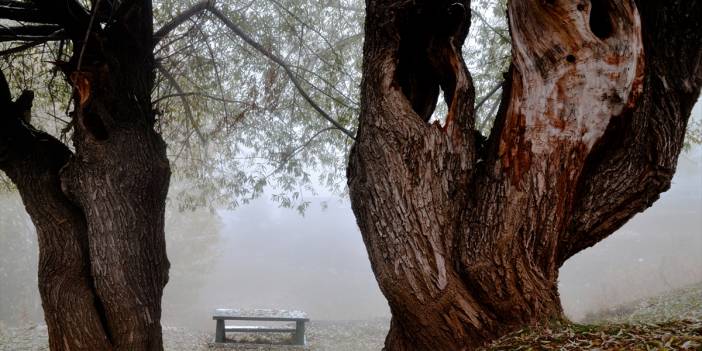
[
  {"x1": 0, "y1": 70, "x2": 112, "y2": 350},
  {"x1": 589, "y1": 0, "x2": 614, "y2": 39},
  {"x1": 393, "y1": 1, "x2": 472, "y2": 130}
]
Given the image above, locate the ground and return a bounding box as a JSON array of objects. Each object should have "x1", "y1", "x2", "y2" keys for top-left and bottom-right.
[
  {"x1": 483, "y1": 282, "x2": 702, "y2": 350},
  {"x1": 0, "y1": 319, "x2": 389, "y2": 351},
  {"x1": 1, "y1": 283, "x2": 700, "y2": 350}
]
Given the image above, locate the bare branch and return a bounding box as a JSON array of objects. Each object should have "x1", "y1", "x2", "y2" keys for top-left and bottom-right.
[
  {"x1": 0, "y1": 24, "x2": 63, "y2": 42},
  {"x1": 474, "y1": 81, "x2": 502, "y2": 111},
  {"x1": 470, "y1": 7, "x2": 509, "y2": 42},
  {"x1": 0, "y1": 30, "x2": 64, "y2": 56},
  {"x1": 153, "y1": 0, "x2": 211, "y2": 45},
  {"x1": 31, "y1": 0, "x2": 91, "y2": 39},
  {"x1": 0, "y1": 1, "x2": 56, "y2": 23}
]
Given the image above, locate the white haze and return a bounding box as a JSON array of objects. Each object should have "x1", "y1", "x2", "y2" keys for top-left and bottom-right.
[{"x1": 1, "y1": 101, "x2": 701, "y2": 332}]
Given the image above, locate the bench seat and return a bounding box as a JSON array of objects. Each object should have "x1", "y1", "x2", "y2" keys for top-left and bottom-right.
[
  {"x1": 213, "y1": 308, "x2": 308, "y2": 346},
  {"x1": 213, "y1": 308, "x2": 309, "y2": 321},
  {"x1": 225, "y1": 326, "x2": 297, "y2": 333}
]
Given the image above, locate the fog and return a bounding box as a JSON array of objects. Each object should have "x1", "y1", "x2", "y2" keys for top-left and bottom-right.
[{"x1": 1, "y1": 104, "x2": 701, "y2": 333}]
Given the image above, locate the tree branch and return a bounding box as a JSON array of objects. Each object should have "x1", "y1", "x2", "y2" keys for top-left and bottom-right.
[
  {"x1": 31, "y1": 0, "x2": 91, "y2": 39},
  {"x1": 207, "y1": 6, "x2": 356, "y2": 140},
  {"x1": 558, "y1": 0, "x2": 702, "y2": 264},
  {"x1": 156, "y1": 62, "x2": 208, "y2": 145},
  {"x1": 470, "y1": 7, "x2": 509, "y2": 42},
  {"x1": 76, "y1": 0, "x2": 102, "y2": 71},
  {"x1": 152, "y1": 1, "x2": 357, "y2": 140},
  {"x1": 0, "y1": 24, "x2": 63, "y2": 42},
  {"x1": 0, "y1": 69, "x2": 112, "y2": 349},
  {"x1": 153, "y1": 0, "x2": 211, "y2": 45},
  {"x1": 468, "y1": 0, "x2": 645, "y2": 272},
  {"x1": 192, "y1": 18, "x2": 231, "y2": 121},
  {"x1": 265, "y1": 127, "x2": 337, "y2": 178},
  {"x1": 0, "y1": 30, "x2": 65, "y2": 56},
  {"x1": 474, "y1": 81, "x2": 501, "y2": 112},
  {"x1": 0, "y1": 1, "x2": 56, "y2": 23},
  {"x1": 267, "y1": 0, "x2": 342, "y2": 65},
  {"x1": 153, "y1": 91, "x2": 249, "y2": 105}
]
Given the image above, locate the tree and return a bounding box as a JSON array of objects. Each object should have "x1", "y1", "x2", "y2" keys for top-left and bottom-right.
[
  {"x1": 0, "y1": 1, "x2": 170, "y2": 349},
  {"x1": 149, "y1": 0, "x2": 362, "y2": 212},
  {"x1": 347, "y1": 0, "x2": 702, "y2": 349},
  {"x1": 0, "y1": 0, "x2": 359, "y2": 349}
]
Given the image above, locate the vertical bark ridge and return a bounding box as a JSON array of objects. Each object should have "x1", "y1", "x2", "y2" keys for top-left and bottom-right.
[
  {"x1": 2, "y1": 1, "x2": 170, "y2": 349},
  {"x1": 456, "y1": 0, "x2": 644, "y2": 335},
  {"x1": 0, "y1": 72, "x2": 112, "y2": 350},
  {"x1": 60, "y1": 125, "x2": 170, "y2": 350},
  {"x1": 350, "y1": 1, "x2": 486, "y2": 349},
  {"x1": 348, "y1": 0, "x2": 699, "y2": 350},
  {"x1": 559, "y1": 0, "x2": 702, "y2": 263},
  {"x1": 57, "y1": 1, "x2": 170, "y2": 349},
  {"x1": 462, "y1": 0, "x2": 642, "y2": 267}
]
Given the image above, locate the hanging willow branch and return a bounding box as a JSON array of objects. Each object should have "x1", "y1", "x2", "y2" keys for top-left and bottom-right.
[{"x1": 154, "y1": 0, "x2": 357, "y2": 140}]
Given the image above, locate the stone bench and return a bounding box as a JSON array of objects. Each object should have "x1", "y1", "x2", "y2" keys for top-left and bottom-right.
[{"x1": 213, "y1": 308, "x2": 309, "y2": 346}]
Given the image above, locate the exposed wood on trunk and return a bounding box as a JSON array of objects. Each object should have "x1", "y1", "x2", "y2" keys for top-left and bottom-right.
[
  {"x1": 1, "y1": 1, "x2": 171, "y2": 350},
  {"x1": 349, "y1": 0, "x2": 702, "y2": 349},
  {"x1": 0, "y1": 72, "x2": 112, "y2": 350},
  {"x1": 560, "y1": 0, "x2": 702, "y2": 263}
]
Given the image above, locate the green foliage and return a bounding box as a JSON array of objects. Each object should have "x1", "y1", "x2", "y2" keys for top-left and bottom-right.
[
  {"x1": 0, "y1": 0, "x2": 699, "y2": 209},
  {"x1": 0, "y1": 41, "x2": 73, "y2": 138},
  {"x1": 152, "y1": 0, "x2": 362, "y2": 211},
  {"x1": 466, "y1": 0, "x2": 511, "y2": 135},
  {"x1": 684, "y1": 112, "x2": 702, "y2": 150}
]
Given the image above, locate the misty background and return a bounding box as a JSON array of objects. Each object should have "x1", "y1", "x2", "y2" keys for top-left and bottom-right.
[{"x1": 1, "y1": 102, "x2": 700, "y2": 332}]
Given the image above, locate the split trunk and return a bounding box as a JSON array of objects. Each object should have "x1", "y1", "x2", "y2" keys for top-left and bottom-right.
[
  {"x1": 348, "y1": 0, "x2": 702, "y2": 349},
  {"x1": 0, "y1": 1, "x2": 169, "y2": 350}
]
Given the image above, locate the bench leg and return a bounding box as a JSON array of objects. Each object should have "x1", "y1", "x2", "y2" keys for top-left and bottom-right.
[
  {"x1": 215, "y1": 319, "x2": 225, "y2": 343},
  {"x1": 294, "y1": 321, "x2": 306, "y2": 346}
]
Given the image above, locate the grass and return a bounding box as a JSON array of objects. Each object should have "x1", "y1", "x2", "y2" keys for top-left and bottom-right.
[
  {"x1": 583, "y1": 282, "x2": 702, "y2": 324},
  {"x1": 483, "y1": 282, "x2": 702, "y2": 350}
]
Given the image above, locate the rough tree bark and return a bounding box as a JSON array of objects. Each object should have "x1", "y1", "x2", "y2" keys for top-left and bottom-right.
[
  {"x1": 348, "y1": 0, "x2": 702, "y2": 350},
  {"x1": 0, "y1": 1, "x2": 170, "y2": 350}
]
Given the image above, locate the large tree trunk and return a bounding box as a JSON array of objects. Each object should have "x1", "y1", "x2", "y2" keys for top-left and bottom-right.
[
  {"x1": 0, "y1": 83, "x2": 112, "y2": 349},
  {"x1": 0, "y1": 1, "x2": 170, "y2": 350},
  {"x1": 348, "y1": 0, "x2": 702, "y2": 349}
]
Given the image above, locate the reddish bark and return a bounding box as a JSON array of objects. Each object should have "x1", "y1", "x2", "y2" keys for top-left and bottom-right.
[{"x1": 348, "y1": 0, "x2": 702, "y2": 349}]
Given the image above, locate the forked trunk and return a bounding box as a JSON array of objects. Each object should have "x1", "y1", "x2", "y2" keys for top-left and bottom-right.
[
  {"x1": 348, "y1": 0, "x2": 702, "y2": 349},
  {"x1": 0, "y1": 1, "x2": 170, "y2": 350}
]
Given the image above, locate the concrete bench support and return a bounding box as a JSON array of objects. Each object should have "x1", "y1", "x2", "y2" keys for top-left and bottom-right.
[
  {"x1": 212, "y1": 308, "x2": 309, "y2": 346},
  {"x1": 294, "y1": 320, "x2": 306, "y2": 346},
  {"x1": 215, "y1": 319, "x2": 225, "y2": 343}
]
